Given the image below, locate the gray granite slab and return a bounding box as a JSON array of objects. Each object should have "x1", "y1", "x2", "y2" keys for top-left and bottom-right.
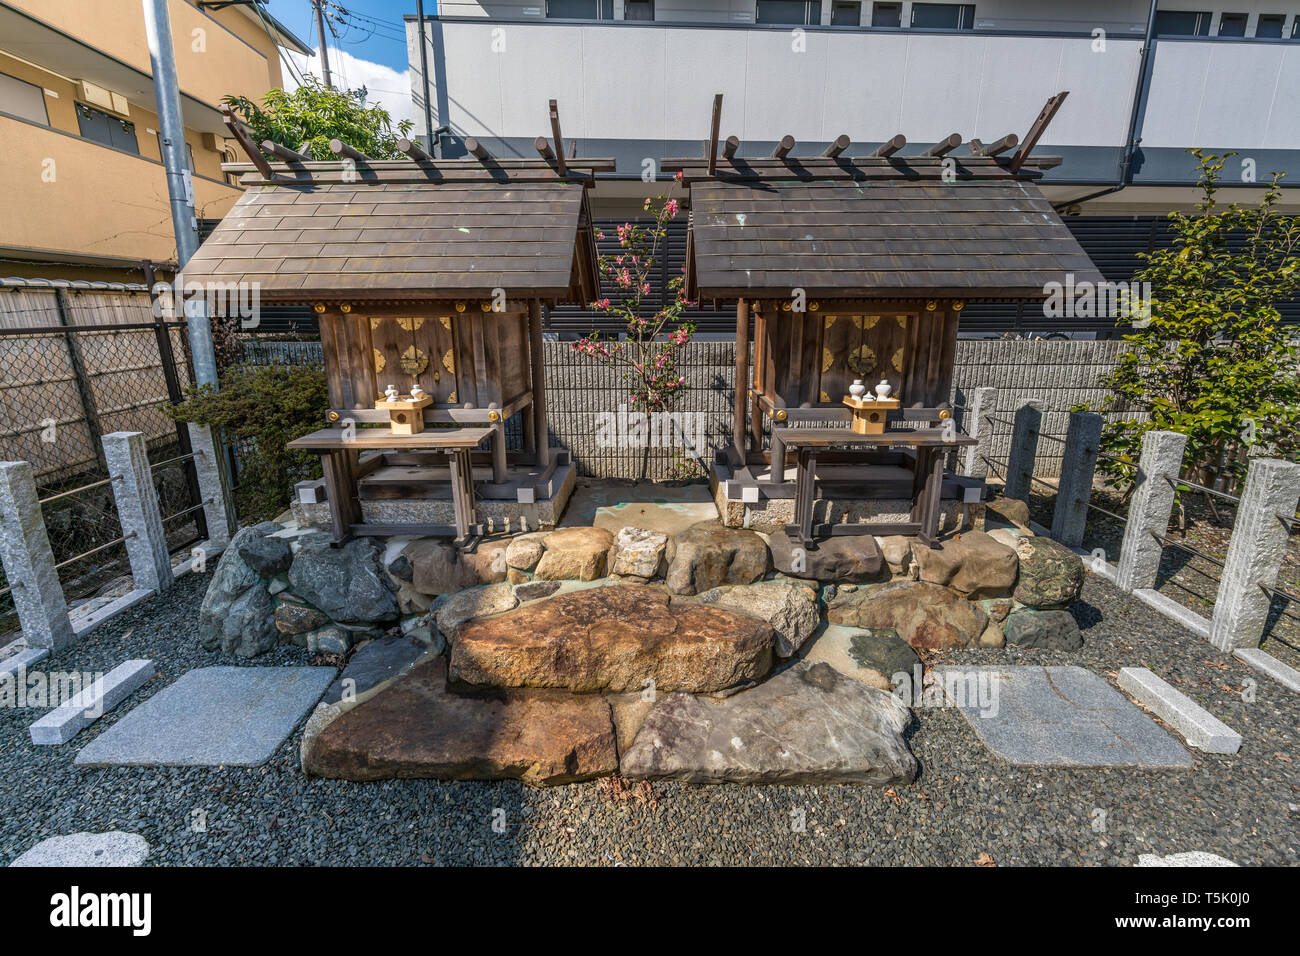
[
  {"x1": 10, "y1": 831, "x2": 149, "y2": 867},
  {"x1": 934, "y1": 665, "x2": 1193, "y2": 768},
  {"x1": 323, "y1": 636, "x2": 428, "y2": 704},
  {"x1": 74, "y1": 666, "x2": 335, "y2": 767}
]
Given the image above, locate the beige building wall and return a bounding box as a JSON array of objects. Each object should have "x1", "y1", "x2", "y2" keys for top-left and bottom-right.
[{"x1": 0, "y1": 0, "x2": 306, "y2": 278}]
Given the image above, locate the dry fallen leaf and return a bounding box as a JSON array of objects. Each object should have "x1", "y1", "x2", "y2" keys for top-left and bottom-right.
[{"x1": 975, "y1": 852, "x2": 996, "y2": 867}]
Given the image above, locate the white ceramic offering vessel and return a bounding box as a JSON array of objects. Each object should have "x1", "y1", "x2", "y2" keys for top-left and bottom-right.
[
  {"x1": 410, "y1": 384, "x2": 426, "y2": 399},
  {"x1": 849, "y1": 379, "x2": 867, "y2": 399},
  {"x1": 384, "y1": 384, "x2": 400, "y2": 402},
  {"x1": 875, "y1": 378, "x2": 893, "y2": 401}
]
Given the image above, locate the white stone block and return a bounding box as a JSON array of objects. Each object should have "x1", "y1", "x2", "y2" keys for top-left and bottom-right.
[
  {"x1": 29, "y1": 659, "x2": 155, "y2": 745},
  {"x1": 1233, "y1": 648, "x2": 1300, "y2": 693},
  {"x1": 0, "y1": 646, "x2": 49, "y2": 679},
  {"x1": 1118, "y1": 667, "x2": 1242, "y2": 754}
]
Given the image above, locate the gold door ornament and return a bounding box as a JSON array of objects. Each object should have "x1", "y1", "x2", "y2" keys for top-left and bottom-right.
[
  {"x1": 400, "y1": 345, "x2": 428, "y2": 377},
  {"x1": 372, "y1": 349, "x2": 386, "y2": 374}
]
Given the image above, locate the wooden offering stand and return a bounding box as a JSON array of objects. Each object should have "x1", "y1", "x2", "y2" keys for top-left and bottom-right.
[
  {"x1": 376, "y1": 391, "x2": 433, "y2": 436},
  {"x1": 843, "y1": 395, "x2": 901, "y2": 435}
]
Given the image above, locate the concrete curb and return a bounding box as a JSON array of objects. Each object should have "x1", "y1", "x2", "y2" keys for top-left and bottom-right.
[{"x1": 1118, "y1": 666, "x2": 1242, "y2": 754}]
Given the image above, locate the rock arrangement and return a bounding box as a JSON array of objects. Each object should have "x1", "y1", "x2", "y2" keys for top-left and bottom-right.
[{"x1": 200, "y1": 500, "x2": 1088, "y2": 788}]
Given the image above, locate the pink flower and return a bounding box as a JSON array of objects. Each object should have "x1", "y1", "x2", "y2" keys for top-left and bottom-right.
[{"x1": 665, "y1": 199, "x2": 679, "y2": 218}]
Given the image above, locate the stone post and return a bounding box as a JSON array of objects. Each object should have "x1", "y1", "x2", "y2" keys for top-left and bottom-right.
[
  {"x1": 1050, "y1": 411, "x2": 1104, "y2": 548},
  {"x1": 961, "y1": 386, "x2": 997, "y2": 479},
  {"x1": 0, "y1": 461, "x2": 74, "y2": 651},
  {"x1": 102, "y1": 432, "x2": 174, "y2": 594},
  {"x1": 1209, "y1": 458, "x2": 1300, "y2": 651},
  {"x1": 1002, "y1": 399, "x2": 1042, "y2": 502},
  {"x1": 187, "y1": 423, "x2": 231, "y2": 550},
  {"x1": 1115, "y1": 430, "x2": 1187, "y2": 592}
]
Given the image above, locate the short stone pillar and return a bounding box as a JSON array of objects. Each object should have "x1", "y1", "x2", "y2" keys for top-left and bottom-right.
[
  {"x1": 187, "y1": 423, "x2": 231, "y2": 550},
  {"x1": 1209, "y1": 458, "x2": 1300, "y2": 651},
  {"x1": 1115, "y1": 430, "x2": 1187, "y2": 592},
  {"x1": 1050, "y1": 411, "x2": 1104, "y2": 548},
  {"x1": 1002, "y1": 399, "x2": 1042, "y2": 502},
  {"x1": 961, "y1": 386, "x2": 997, "y2": 479},
  {"x1": 102, "y1": 432, "x2": 174, "y2": 594},
  {"x1": 0, "y1": 461, "x2": 74, "y2": 651}
]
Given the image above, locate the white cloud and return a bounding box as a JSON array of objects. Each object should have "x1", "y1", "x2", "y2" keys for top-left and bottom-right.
[{"x1": 284, "y1": 50, "x2": 414, "y2": 129}]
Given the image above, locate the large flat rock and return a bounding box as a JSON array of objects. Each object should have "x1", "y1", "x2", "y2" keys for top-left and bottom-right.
[
  {"x1": 934, "y1": 665, "x2": 1193, "y2": 768},
  {"x1": 303, "y1": 656, "x2": 618, "y2": 787},
  {"x1": 10, "y1": 831, "x2": 149, "y2": 867},
  {"x1": 828, "y1": 580, "x2": 988, "y2": 649},
  {"x1": 620, "y1": 661, "x2": 918, "y2": 786},
  {"x1": 450, "y1": 584, "x2": 774, "y2": 693},
  {"x1": 75, "y1": 666, "x2": 335, "y2": 767}
]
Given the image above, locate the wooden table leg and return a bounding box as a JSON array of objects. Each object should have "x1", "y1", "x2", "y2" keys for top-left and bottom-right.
[
  {"x1": 792, "y1": 447, "x2": 818, "y2": 549},
  {"x1": 320, "y1": 450, "x2": 356, "y2": 545},
  {"x1": 448, "y1": 447, "x2": 479, "y2": 549},
  {"x1": 916, "y1": 447, "x2": 945, "y2": 548}
]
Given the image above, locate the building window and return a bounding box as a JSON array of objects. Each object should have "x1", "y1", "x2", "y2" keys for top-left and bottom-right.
[
  {"x1": 871, "y1": 2, "x2": 902, "y2": 27},
  {"x1": 910, "y1": 3, "x2": 975, "y2": 30},
  {"x1": 831, "y1": 1, "x2": 861, "y2": 26},
  {"x1": 223, "y1": 148, "x2": 241, "y2": 187},
  {"x1": 75, "y1": 102, "x2": 139, "y2": 154},
  {"x1": 1154, "y1": 11, "x2": 1212, "y2": 36},
  {"x1": 756, "y1": 1, "x2": 821, "y2": 25},
  {"x1": 624, "y1": 0, "x2": 654, "y2": 21},
  {"x1": 1256, "y1": 14, "x2": 1285, "y2": 37},
  {"x1": 1217, "y1": 12, "x2": 1247, "y2": 36},
  {"x1": 0, "y1": 71, "x2": 50, "y2": 126},
  {"x1": 546, "y1": 0, "x2": 614, "y2": 19}
]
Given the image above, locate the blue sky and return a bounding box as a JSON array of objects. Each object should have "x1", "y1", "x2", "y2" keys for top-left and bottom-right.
[{"x1": 263, "y1": 0, "x2": 417, "y2": 123}]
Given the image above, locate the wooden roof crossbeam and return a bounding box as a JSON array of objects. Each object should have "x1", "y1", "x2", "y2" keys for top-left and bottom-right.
[
  {"x1": 220, "y1": 105, "x2": 275, "y2": 180},
  {"x1": 968, "y1": 133, "x2": 1019, "y2": 157},
  {"x1": 1009, "y1": 91, "x2": 1069, "y2": 173},
  {"x1": 821, "y1": 134, "x2": 851, "y2": 159},
  {"x1": 771, "y1": 135, "x2": 795, "y2": 160},
  {"x1": 706, "y1": 93, "x2": 723, "y2": 175},
  {"x1": 397, "y1": 137, "x2": 431, "y2": 161},
  {"x1": 922, "y1": 133, "x2": 963, "y2": 157},
  {"x1": 261, "y1": 140, "x2": 311, "y2": 164},
  {"x1": 871, "y1": 134, "x2": 907, "y2": 158},
  {"x1": 722, "y1": 135, "x2": 739, "y2": 160},
  {"x1": 330, "y1": 139, "x2": 371, "y2": 163},
  {"x1": 549, "y1": 99, "x2": 567, "y2": 176}
]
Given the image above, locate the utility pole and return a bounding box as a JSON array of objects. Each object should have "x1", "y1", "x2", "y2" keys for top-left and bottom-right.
[
  {"x1": 313, "y1": 0, "x2": 333, "y2": 88},
  {"x1": 140, "y1": 0, "x2": 218, "y2": 389},
  {"x1": 415, "y1": 0, "x2": 434, "y2": 152}
]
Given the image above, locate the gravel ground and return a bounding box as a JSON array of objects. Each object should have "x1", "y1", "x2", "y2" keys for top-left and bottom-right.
[{"x1": 1, "y1": 569, "x2": 1296, "y2": 867}]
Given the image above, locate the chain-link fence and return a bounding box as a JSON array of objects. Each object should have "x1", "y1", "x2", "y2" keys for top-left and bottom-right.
[{"x1": 0, "y1": 284, "x2": 207, "y2": 638}]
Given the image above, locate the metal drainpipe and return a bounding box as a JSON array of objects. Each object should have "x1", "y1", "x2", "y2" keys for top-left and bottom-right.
[
  {"x1": 1054, "y1": 0, "x2": 1161, "y2": 211},
  {"x1": 416, "y1": 0, "x2": 436, "y2": 154},
  {"x1": 141, "y1": 0, "x2": 219, "y2": 389}
]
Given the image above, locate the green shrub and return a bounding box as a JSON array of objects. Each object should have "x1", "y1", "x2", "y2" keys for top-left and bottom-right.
[{"x1": 168, "y1": 363, "x2": 327, "y2": 522}]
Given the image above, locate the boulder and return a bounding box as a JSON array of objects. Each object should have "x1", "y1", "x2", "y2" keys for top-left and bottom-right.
[
  {"x1": 401, "y1": 538, "x2": 505, "y2": 596},
  {"x1": 877, "y1": 535, "x2": 914, "y2": 575},
  {"x1": 515, "y1": 580, "x2": 561, "y2": 602},
  {"x1": 827, "y1": 580, "x2": 988, "y2": 650},
  {"x1": 433, "y1": 583, "x2": 518, "y2": 639},
  {"x1": 505, "y1": 532, "x2": 548, "y2": 571},
  {"x1": 911, "y1": 531, "x2": 1018, "y2": 600},
  {"x1": 986, "y1": 527, "x2": 1028, "y2": 550},
  {"x1": 768, "y1": 532, "x2": 885, "y2": 583},
  {"x1": 1013, "y1": 536, "x2": 1085, "y2": 608},
  {"x1": 801, "y1": 626, "x2": 919, "y2": 691},
  {"x1": 450, "y1": 584, "x2": 774, "y2": 693},
  {"x1": 979, "y1": 620, "x2": 1006, "y2": 647},
  {"x1": 620, "y1": 661, "x2": 917, "y2": 786},
  {"x1": 274, "y1": 599, "x2": 329, "y2": 636},
  {"x1": 303, "y1": 656, "x2": 618, "y2": 787},
  {"x1": 609, "y1": 526, "x2": 668, "y2": 579},
  {"x1": 1004, "y1": 608, "x2": 1083, "y2": 650},
  {"x1": 697, "y1": 580, "x2": 820, "y2": 657},
  {"x1": 198, "y1": 525, "x2": 278, "y2": 657},
  {"x1": 237, "y1": 534, "x2": 292, "y2": 577},
  {"x1": 985, "y1": 495, "x2": 1032, "y2": 532},
  {"x1": 303, "y1": 624, "x2": 353, "y2": 655},
  {"x1": 534, "y1": 526, "x2": 614, "y2": 581},
  {"x1": 323, "y1": 635, "x2": 430, "y2": 705},
  {"x1": 664, "y1": 521, "x2": 768, "y2": 595},
  {"x1": 287, "y1": 538, "x2": 397, "y2": 624},
  {"x1": 978, "y1": 597, "x2": 1014, "y2": 623}
]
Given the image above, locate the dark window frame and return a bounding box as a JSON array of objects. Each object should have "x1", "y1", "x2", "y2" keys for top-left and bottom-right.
[
  {"x1": 871, "y1": 2, "x2": 902, "y2": 27},
  {"x1": 910, "y1": 2, "x2": 976, "y2": 31},
  {"x1": 1217, "y1": 12, "x2": 1248, "y2": 36},
  {"x1": 831, "y1": 1, "x2": 861, "y2": 26},
  {"x1": 0, "y1": 70, "x2": 51, "y2": 127},
  {"x1": 545, "y1": 0, "x2": 614, "y2": 20},
  {"x1": 1154, "y1": 10, "x2": 1213, "y2": 36},
  {"x1": 755, "y1": 1, "x2": 822, "y2": 26},
  {"x1": 624, "y1": 0, "x2": 654, "y2": 21},
  {"x1": 1255, "y1": 13, "x2": 1285, "y2": 37}
]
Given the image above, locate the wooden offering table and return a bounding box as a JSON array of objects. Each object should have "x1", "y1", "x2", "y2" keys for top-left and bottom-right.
[
  {"x1": 287, "y1": 426, "x2": 494, "y2": 547},
  {"x1": 778, "y1": 428, "x2": 977, "y2": 549}
]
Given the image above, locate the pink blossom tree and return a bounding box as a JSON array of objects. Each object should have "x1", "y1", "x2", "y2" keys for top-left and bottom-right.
[{"x1": 571, "y1": 192, "x2": 697, "y2": 414}]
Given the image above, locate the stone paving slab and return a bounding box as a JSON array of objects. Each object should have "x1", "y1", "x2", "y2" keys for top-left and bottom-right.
[
  {"x1": 30, "y1": 659, "x2": 155, "y2": 745},
  {"x1": 10, "y1": 831, "x2": 149, "y2": 867},
  {"x1": 74, "y1": 666, "x2": 335, "y2": 767},
  {"x1": 934, "y1": 665, "x2": 1193, "y2": 768},
  {"x1": 1118, "y1": 667, "x2": 1242, "y2": 754}
]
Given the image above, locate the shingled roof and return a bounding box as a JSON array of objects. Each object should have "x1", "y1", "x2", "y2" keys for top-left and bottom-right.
[
  {"x1": 685, "y1": 177, "x2": 1103, "y2": 300},
  {"x1": 182, "y1": 175, "x2": 600, "y2": 303}
]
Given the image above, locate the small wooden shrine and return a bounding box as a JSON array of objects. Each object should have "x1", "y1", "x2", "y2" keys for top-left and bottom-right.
[
  {"x1": 181, "y1": 104, "x2": 603, "y2": 546},
  {"x1": 672, "y1": 94, "x2": 1105, "y2": 546}
]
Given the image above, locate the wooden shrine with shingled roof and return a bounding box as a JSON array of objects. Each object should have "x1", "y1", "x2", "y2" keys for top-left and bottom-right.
[
  {"x1": 181, "y1": 102, "x2": 603, "y2": 547},
  {"x1": 672, "y1": 93, "x2": 1105, "y2": 548}
]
